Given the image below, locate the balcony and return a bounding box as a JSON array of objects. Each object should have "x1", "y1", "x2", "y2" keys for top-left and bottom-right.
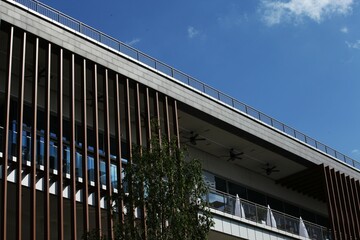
[
  {"x1": 0, "y1": 124, "x2": 331, "y2": 239},
  {"x1": 206, "y1": 189, "x2": 331, "y2": 240}
]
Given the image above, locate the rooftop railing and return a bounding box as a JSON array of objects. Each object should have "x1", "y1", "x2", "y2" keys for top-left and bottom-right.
[
  {"x1": 10, "y1": 0, "x2": 360, "y2": 171},
  {"x1": 207, "y1": 189, "x2": 332, "y2": 240}
]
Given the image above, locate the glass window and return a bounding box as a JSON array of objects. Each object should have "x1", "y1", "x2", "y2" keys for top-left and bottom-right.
[
  {"x1": 203, "y1": 171, "x2": 216, "y2": 189},
  {"x1": 300, "y1": 208, "x2": 316, "y2": 223},
  {"x1": 214, "y1": 176, "x2": 227, "y2": 193},
  {"x1": 267, "y1": 196, "x2": 284, "y2": 212},
  {"x1": 284, "y1": 202, "x2": 299, "y2": 217},
  {"x1": 247, "y1": 189, "x2": 266, "y2": 206},
  {"x1": 228, "y1": 182, "x2": 247, "y2": 199}
]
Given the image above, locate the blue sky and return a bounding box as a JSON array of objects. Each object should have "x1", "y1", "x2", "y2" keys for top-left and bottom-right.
[{"x1": 40, "y1": 0, "x2": 360, "y2": 160}]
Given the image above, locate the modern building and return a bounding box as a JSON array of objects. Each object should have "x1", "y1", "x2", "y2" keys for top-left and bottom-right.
[{"x1": 0, "y1": 0, "x2": 359, "y2": 239}]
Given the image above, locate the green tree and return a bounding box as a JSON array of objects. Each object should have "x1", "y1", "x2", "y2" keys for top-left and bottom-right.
[{"x1": 116, "y1": 133, "x2": 213, "y2": 240}]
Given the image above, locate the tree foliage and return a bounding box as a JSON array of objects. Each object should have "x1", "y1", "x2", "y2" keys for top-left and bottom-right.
[
  {"x1": 83, "y1": 132, "x2": 213, "y2": 240},
  {"x1": 116, "y1": 134, "x2": 213, "y2": 240}
]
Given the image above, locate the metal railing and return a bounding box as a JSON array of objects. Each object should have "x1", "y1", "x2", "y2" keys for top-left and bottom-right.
[
  {"x1": 207, "y1": 189, "x2": 332, "y2": 240},
  {"x1": 9, "y1": 0, "x2": 360, "y2": 170}
]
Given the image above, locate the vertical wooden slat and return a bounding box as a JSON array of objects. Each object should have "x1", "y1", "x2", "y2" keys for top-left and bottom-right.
[
  {"x1": 342, "y1": 174, "x2": 355, "y2": 238},
  {"x1": 332, "y1": 170, "x2": 341, "y2": 240},
  {"x1": 145, "y1": 87, "x2": 152, "y2": 238},
  {"x1": 115, "y1": 74, "x2": 124, "y2": 224},
  {"x1": 173, "y1": 101, "x2": 180, "y2": 148},
  {"x1": 323, "y1": 166, "x2": 337, "y2": 240},
  {"x1": 155, "y1": 92, "x2": 161, "y2": 143},
  {"x1": 342, "y1": 175, "x2": 356, "y2": 238},
  {"x1": 145, "y1": 88, "x2": 151, "y2": 146},
  {"x1": 104, "y1": 69, "x2": 114, "y2": 239},
  {"x1": 70, "y1": 54, "x2": 77, "y2": 240},
  {"x1": 336, "y1": 173, "x2": 350, "y2": 238},
  {"x1": 328, "y1": 169, "x2": 339, "y2": 239},
  {"x1": 354, "y1": 180, "x2": 360, "y2": 238},
  {"x1": 125, "y1": 78, "x2": 135, "y2": 235},
  {"x1": 126, "y1": 79, "x2": 132, "y2": 162},
  {"x1": 342, "y1": 174, "x2": 353, "y2": 238},
  {"x1": 350, "y1": 178, "x2": 360, "y2": 236},
  {"x1": 135, "y1": 84, "x2": 142, "y2": 149},
  {"x1": 164, "y1": 96, "x2": 170, "y2": 141},
  {"x1": 57, "y1": 48, "x2": 64, "y2": 240},
  {"x1": 16, "y1": 31, "x2": 26, "y2": 240},
  {"x1": 44, "y1": 42, "x2": 51, "y2": 240},
  {"x1": 82, "y1": 59, "x2": 89, "y2": 233},
  {"x1": 135, "y1": 84, "x2": 147, "y2": 239},
  {"x1": 30, "y1": 37, "x2": 39, "y2": 240},
  {"x1": 93, "y1": 64, "x2": 101, "y2": 233},
  {"x1": 324, "y1": 167, "x2": 360, "y2": 240},
  {"x1": 1, "y1": 25, "x2": 13, "y2": 240}
]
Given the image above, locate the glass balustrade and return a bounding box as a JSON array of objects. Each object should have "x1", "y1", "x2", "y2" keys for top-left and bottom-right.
[{"x1": 206, "y1": 189, "x2": 332, "y2": 240}]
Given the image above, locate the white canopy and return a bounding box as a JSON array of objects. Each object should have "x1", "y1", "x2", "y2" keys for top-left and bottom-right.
[
  {"x1": 299, "y1": 217, "x2": 309, "y2": 238},
  {"x1": 266, "y1": 205, "x2": 277, "y2": 228}
]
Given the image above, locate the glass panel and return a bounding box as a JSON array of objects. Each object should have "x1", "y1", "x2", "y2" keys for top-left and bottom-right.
[
  {"x1": 273, "y1": 211, "x2": 286, "y2": 231},
  {"x1": 228, "y1": 182, "x2": 247, "y2": 199},
  {"x1": 88, "y1": 156, "x2": 95, "y2": 182},
  {"x1": 37, "y1": 134, "x2": 44, "y2": 165},
  {"x1": 49, "y1": 138, "x2": 57, "y2": 170},
  {"x1": 9, "y1": 120, "x2": 17, "y2": 159},
  {"x1": 208, "y1": 192, "x2": 225, "y2": 211},
  {"x1": 22, "y1": 127, "x2": 31, "y2": 162},
  {"x1": 247, "y1": 189, "x2": 266, "y2": 206},
  {"x1": 242, "y1": 201, "x2": 256, "y2": 222},
  {"x1": 256, "y1": 205, "x2": 267, "y2": 224},
  {"x1": 284, "y1": 202, "x2": 299, "y2": 217},
  {"x1": 267, "y1": 196, "x2": 284, "y2": 212},
  {"x1": 214, "y1": 176, "x2": 227, "y2": 193},
  {"x1": 284, "y1": 125, "x2": 295, "y2": 137},
  {"x1": 285, "y1": 217, "x2": 299, "y2": 234},
  {"x1": 111, "y1": 163, "x2": 117, "y2": 189},
  {"x1": 100, "y1": 159, "x2": 106, "y2": 185},
  {"x1": 76, "y1": 151, "x2": 82, "y2": 178},
  {"x1": 63, "y1": 145, "x2": 70, "y2": 174}
]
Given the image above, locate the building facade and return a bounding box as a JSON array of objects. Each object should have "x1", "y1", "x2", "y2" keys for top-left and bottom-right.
[{"x1": 1, "y1": 0, "x2": 360, "y2": 239}]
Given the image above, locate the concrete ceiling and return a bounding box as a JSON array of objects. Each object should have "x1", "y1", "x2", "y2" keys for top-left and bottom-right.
[{"x1": 178, "y1": 109, "x2": 308, "y2": 180}]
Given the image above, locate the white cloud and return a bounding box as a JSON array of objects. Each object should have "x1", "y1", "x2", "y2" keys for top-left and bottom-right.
[
  {"x1": 346, "y1": 40, "x2": 360, "y2": 49},
  {"x1": 340, "y1": 26, "x2": 349, "y2": 33},
  {"x1": 351, "y1": 149, "x2": 360, "y2": 159},
  {"x1": 261, "y1": 0, "x2": 354, "y2": 26},
  {"x1": 218, "y1": 13, "x2": 248, "y2": 28},
  {"x1": 187, "y1": 26, "x2": 199, "y2": 39},
  {"x1": 352, "y1": 149, "x2": 360, "y2": 154},
  {"x1": 126, "y1": 38, "x2": 141, "y2": 46}
]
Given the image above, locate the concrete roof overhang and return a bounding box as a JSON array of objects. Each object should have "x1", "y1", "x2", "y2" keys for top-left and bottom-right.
[{"x1": 177, "y1": 103, "x2": 316, "y2": 181}]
